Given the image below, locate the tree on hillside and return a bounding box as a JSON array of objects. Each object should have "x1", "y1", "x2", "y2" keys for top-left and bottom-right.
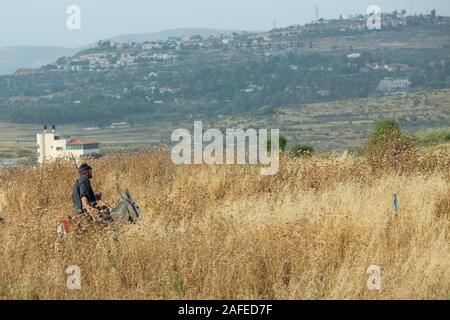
[{"x1": 431, "y1": 9, "x2": 437, "y2": 19}]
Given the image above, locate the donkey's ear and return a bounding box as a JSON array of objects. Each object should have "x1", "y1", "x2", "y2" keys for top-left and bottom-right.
[
  {"x1": 126, "y1": 190, "x2": 135, "y2": 202},
  {"x1": 118, "y1": 191, "x2": 127, "y2": 201}
]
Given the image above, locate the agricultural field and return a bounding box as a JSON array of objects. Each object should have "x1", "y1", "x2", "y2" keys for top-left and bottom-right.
[
  {"x1": 0, "y1": 145, "x2": 449, "y2": 299},
  {"x1": 1, "y1": 89, "x2": 449, "y2": 164},
  {"x1": 214, "y1": 89, "x2": 450, "y2": 151}
]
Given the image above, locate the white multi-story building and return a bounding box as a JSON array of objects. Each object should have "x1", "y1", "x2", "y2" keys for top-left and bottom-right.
[
  {"x1": 378, "y1": 78, "x2": 411, "y2": 92},
  {"x1": 37, "y1": 125, "x2": 101, "y2": 164}
]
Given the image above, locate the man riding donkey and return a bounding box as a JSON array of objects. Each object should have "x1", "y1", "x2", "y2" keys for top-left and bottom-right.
[
  {"x1": 58, "y1": 163, "x2": 141, "y2": 234},
  {"x1": 57, "y1": 162, "x2": 141, "y2": 238},
  {"x1": 55, "y1": 162, "x2": 140, "y2": 250}
]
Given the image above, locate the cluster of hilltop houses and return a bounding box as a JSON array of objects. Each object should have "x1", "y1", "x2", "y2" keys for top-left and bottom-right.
[
  {"x1": 14, "y1": 11, "x2": 450, "y2": 77},
  {"x1": 14, "y1": 12, "x2": 448, "y2": 76},
  {"x1": 65, "y1": 51, "x2": 176, "y2": 72}
]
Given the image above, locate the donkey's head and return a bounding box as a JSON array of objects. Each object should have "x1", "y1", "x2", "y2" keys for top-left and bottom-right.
[{"x1": 110, "y1": 189, "x2": 142, "y2": 223}]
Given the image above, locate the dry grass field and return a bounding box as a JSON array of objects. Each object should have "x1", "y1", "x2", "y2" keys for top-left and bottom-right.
[{"x1": 0, "y1": 145, "x2": 449, "y2": 300}]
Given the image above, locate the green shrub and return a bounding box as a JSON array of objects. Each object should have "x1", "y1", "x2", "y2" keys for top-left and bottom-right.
[
  {"x1": 371, "y1": 119, "x2": 401, "y2": 141},
  {"x1": 290, "y1": 144, "x2": 314, "y2": 157},
  {"x1": 364, "y1": 119, "x2": 414, "y2": 169}
]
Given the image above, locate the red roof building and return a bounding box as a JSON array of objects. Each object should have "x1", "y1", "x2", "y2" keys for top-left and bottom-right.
[{"x1": 66, "y1": 137, "x2": 99, "y2": 146}]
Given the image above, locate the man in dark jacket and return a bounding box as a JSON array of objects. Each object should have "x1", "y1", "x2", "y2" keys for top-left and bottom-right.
[
  {"x1": 72, "y1": 163, "x2": 97, "y2": 214},
  {"x1": 72, "y1": 163, "x2": 115, "y2": 226}
]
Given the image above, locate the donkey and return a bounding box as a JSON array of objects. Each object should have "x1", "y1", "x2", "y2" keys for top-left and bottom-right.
[
  {"x1": 109, "y1": 189, "x2": 142, "y2": 223},
  {"x1": 56, "y1": 189, "x2": 141, "y2": 243}
]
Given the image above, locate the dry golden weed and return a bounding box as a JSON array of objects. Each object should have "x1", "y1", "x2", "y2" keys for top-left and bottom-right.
[{"x1": 0, "y1": 147, "x2": 449, "y2": 300}]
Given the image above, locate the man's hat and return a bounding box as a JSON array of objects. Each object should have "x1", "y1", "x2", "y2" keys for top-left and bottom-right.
[{"x1": 78, "y1": 163, "x2": 92, "y2": 175}]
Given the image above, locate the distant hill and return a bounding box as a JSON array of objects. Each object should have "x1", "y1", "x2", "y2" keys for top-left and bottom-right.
[
  {"x1": 107, "y1": 28, "x2": 238, "y2": 43},
  {"x1": 0, "y1": 46, "x2": 78, "y2": 75},
  {"x1": 1, "y1": 16, "x2": 449, "y2": 129}
]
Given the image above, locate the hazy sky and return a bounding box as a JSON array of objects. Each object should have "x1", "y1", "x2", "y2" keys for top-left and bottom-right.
[{"x1": 1, "y1": 0, "x2": 449, "y2": 48}]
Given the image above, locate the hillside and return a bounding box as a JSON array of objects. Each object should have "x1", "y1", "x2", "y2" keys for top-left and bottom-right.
[{"x1": 0, "y1": 13, "x2": 449, "y2": 127}]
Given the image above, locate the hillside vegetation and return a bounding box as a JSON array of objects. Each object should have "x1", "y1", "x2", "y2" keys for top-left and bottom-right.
[{"x1": 1, "y1": 15, "x2": 450, "y2": 125}]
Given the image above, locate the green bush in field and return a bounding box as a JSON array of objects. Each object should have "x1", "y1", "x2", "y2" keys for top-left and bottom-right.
[
  {"x1": 371, "y1": 119, "x2": 401, "y2": 141},
  {"x1": 364, "y1": 119, "x2": 414, "y2": 169},
  {"x1": 290, "y1": 144, "x2": 314, "y2": 157}
]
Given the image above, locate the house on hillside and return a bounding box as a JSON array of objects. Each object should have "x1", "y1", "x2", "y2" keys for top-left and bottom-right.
[
  {"x1": 378, "y1": 78, "x2": 411, "y2": 92},
  {"x1": 36, "y1": 125, "x2": 101, "y2": 164}
]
